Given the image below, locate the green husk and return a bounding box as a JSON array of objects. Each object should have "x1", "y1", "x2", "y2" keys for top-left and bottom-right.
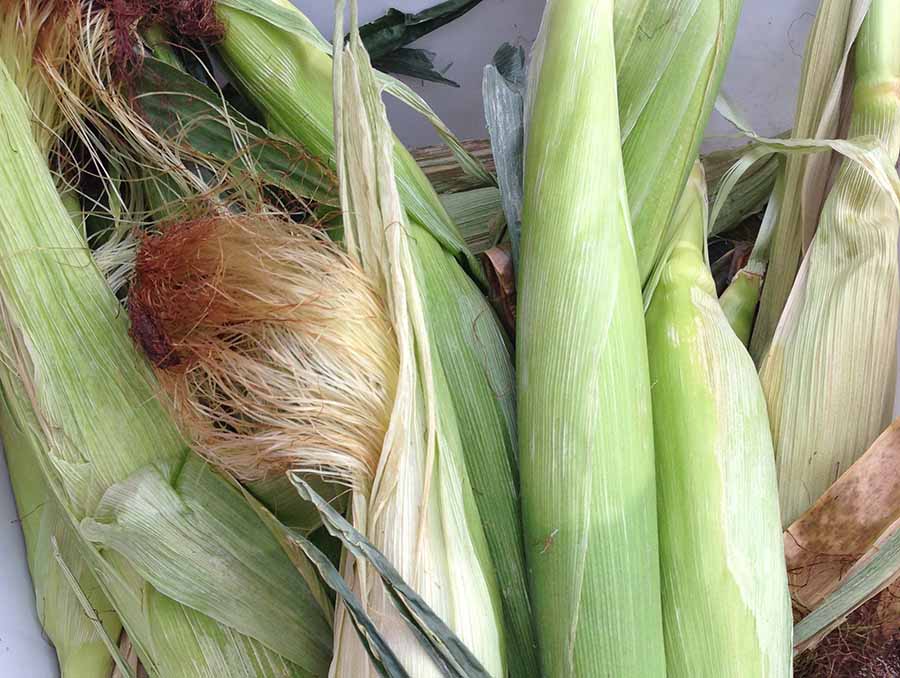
[
  {"x1": 0, "y1": 28, "x2": 332, "y2": 677},
  {"x1": 215, "y1": 2, "x2": 537, "y2": 675},
  {"x1": 645, "y1": 162, "x2": 791, "y2": 677},
  {"x1": 518, "y1": 1, "x2": 665, "y2": 675},
  {"x1": 615, "y1": 0, "x2": 744, "y2": 284},
  {"x1": 483, "y1": 44, "x2": 526, "y2": 265},
  {"x1": 0, "y1": 8, "x2": 123, "y2": 675},
  {"x1": 717, "y1": 160, "x2": 785, "y2": 345},
  {"x1": 759, "y1": 0, "x2": 900, "y2": 526}
]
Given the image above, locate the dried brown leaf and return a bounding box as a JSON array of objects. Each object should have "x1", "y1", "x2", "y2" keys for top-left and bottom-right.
[{"x1": 785, "y1": 419, "x2": 900, "y2": 617}]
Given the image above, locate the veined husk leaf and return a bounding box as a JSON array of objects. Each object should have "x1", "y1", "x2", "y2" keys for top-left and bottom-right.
[
  {"x1": 214, "y1": 2, "x2": 535, "y2": 674},
  {"x1": 439, "y1": 187, "x2": 504, "y2": 255},
  {"x1": 703, "y1": 140, "x2": 780, "y2": 236},
  {"x1": 614, "y1": 0, "x2": 744, "y2": 284},
  {"x1": 645, "y1": 162, "x2": 792, "y2": 677},
  {"x1": 79, "y1": 458, "x2": 332, "y2": 670},
  {"x1": 759, "y1": 0, "x2": 900, "y2": 526},
  {"x1": 328, "y1": 8, "x2": 505, "y2": 675},
  {"x1": 134, "y1": 58, "x2": 339, "y2": 209},
  {"x1": 518, "y1": 0, "x2": 665, "y2": 675},
  {"x1": 0, "y1": 44, "x2": 332, "y2": 677},
  {"x1": 751, "y1": 0, "x2": 872, "y2": 359},
  {"x1": 293, "y1": 477, "x2": 493, "y2": 678}
]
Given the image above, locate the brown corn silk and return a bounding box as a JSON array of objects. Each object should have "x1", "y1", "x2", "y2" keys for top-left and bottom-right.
[
  {"x1": 129, "y1": 215, "x2": 397, "y2": 491},
  {"x1": 99, "y1": 0, "x2": 223, "y2": 81}
]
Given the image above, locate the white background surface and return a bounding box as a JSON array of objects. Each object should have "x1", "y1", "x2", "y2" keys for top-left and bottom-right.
[{"x1": 1, "y1": 1, "x2": 897, "y2": 676}]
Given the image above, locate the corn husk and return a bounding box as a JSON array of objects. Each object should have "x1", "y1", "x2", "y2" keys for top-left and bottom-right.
[
  {"x1": 759, "y1": 0, "x2": 900, "y2": 526},
  {"x1": 615, "y1": 0, "x2": 744, "y2": 284},
  {"x1": 214, "y1": 2, "x2": 536, "y2": 675},
  {"x1": 703, "y1": 141, "x2": 780, "y2": 236},
  {"x1": 645, "y1": 162, "x2": 791, "y2": 677},
  {"x1": 518, "y1": 1, "x2": 665, "y2": 675}
]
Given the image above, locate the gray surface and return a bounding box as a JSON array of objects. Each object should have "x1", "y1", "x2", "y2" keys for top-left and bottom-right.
[
  {"x1": 300, "y1": 0, "x2": 819, "y2": 149},
  {"x1": 0, "y1": 443, "x2": 58, "y2": 676}
]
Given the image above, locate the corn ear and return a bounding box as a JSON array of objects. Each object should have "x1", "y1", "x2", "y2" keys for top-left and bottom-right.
[
  {"x1": 518, "y1": 1, "x2": 665, "y2": 675},
  {"x1": 216, "y1": 0, "x2": 477, "y2": 275},
  {"x1": 332, "y1": 20, "x2": 504, "y2": 674},
  {"x1": 718, "y1": 269, "x2": 763, "y2": 346},
  {"x1": 0, "y1": 48, "x2": 333, "y2": 676},
  {"x1": 216, "y1": 3, "x2": 537, "y2": 674},
  {"x1": 615, "y1": 0, "x2": 744, "y2": 284},
  {"x1": 645, "y1": 162, "x2": 792, "y2": 677},
  {"x1": 759, "y1": 0, "x2": 900, "y2": 526}
]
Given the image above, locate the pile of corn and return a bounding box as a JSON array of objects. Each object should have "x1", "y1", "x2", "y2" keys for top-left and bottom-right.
[{"x1": 0, "y1": 0, "x2": 897, "y2": 677}]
